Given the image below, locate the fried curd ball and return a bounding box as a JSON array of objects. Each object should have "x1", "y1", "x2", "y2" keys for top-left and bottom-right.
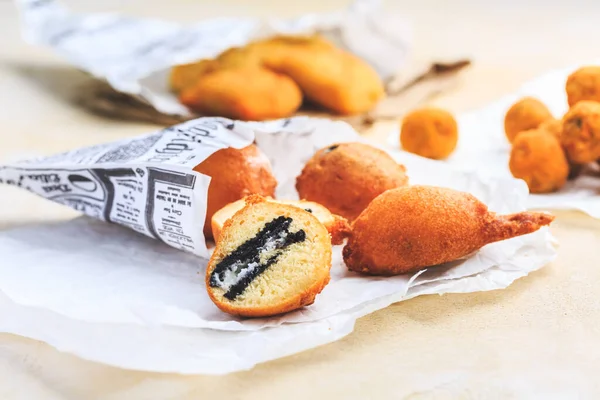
[
  {"x1": 537, "y1": 118, "x2": 562, "y2": 139},
  {"x1": 193, "y1": 145, "x2": 277, "y2": 239},
  {"x1": 179, "y1": 66, "x2": 303, "y2": 121},
  {"x1": 561, "y1": 100, "x2": 600, "y2": 164},
  {"x1": 509, "y1": 129, "x2": 569, "y2": 193},
  {"x1": 343, "y1": 186, "x2": 554, "y2": 275},
  {"x1": 295, "y1": 142, "x2": 409, "y2": 221},
  {"x1": 504, "y1": 97, "x2": 553, "y2": 143},
  {"x1": 566, "y1": 66, "x2": 600, "y2": 107},
  {"x1": 400, "y1": 107, "x2": 458, "y2": 160}
]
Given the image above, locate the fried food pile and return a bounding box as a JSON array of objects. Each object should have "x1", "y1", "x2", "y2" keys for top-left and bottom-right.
[
  {"x1": 505, "y1": 66, "x2": 600, "y2": 193},
  {"x1": 170, "y1": 35, "x2": 385, "y2": 120}
]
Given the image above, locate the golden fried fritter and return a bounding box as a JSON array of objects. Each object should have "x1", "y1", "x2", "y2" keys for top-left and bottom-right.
[
  {"x1": 343, "y1": 186, "x2": 554, "y2": 275},
  {"x1": 179, "y1": 66, "x2": 302, "y2": 121},
  {"x1": 537, "y1": 118, "x2": 562, "y2": 139},
  {"x1": 169, "y1": 59, "x2": 218, "y2": 93},
  {"x1": 509, "y1": 129, "x2": 569, "y2": 193},
  {"x1": 566, "y1": 66, "x2": 600, "y2": 107},
  {"x1": 295, "y1": 142, "x2": 409, "y2": 221},
  {"x1": 193, "y1": 145, "x2": 277, "y2": 239},
  {"x1": 561, "y1": 100, "x2": 600, "y2": 163},
  {"x1": 400, "y1": 108, "x2": 458, "y2": 160},
  {"x1": 504, "y1": 97, "x2": 553, "y2": 143},
  {"x1": 264, "y1": 46, "x2": 384, "y2": 115}
]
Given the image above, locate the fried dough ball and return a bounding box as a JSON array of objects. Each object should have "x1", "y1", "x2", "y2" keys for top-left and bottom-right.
[
  {"x1": 566, "y1": 66, "x2": 600, "y2": 107},
  {"x1": 537, "y1": 118, "x2": 562, "y2": 139},
  {"x1": 343, "y1": 186, "x2": 554, "y2": 275},
  {"x1": 504, "y1": 97, "x2": 553, "y2": 143},
  {"x1": 193, "y1": 145, "x2": 277, "y2": 239},
  {"x1": 561, "y1": 100, "x2": 600, "y2": 164},
  {"x1": 400, "y1": 108, "x2": 458, "y2": 160},
  {"x1": 509, "y1": 129, "x2": 569, "y2": 193},
  {"x1": 264, "y1": 46, "x2": 384, "y2": 115},
  {"x1": 179, "y1": 66, "x2": 302, "y2": 121},
  {"x1": 295, "y1": 142, "x2": 409, "y2": 221}
]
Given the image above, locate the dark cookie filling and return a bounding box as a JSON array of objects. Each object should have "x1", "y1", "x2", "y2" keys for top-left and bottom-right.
[
  {"x1": 324, "y1": 144, "x2": 339, "y2": 154},
  {"x1": 304, "y1": 208, "x2": 313, "y2": 213},
  {"x1": 210, "y1": 216, "x2": 306, "y2": 300}
]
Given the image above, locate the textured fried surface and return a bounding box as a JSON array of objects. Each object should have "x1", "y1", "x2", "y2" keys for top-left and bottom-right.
[
  {"x1": 400, "y1": 107, "x2": 458, "y2": 160},
  {"x1": 193, "y1": 145, "x2": 277, "y2": 239},
  {"x1": 537, "y1": 118, "x2": 563, "y2": 139},
  {"x1": 206, "y1": 197, "x2": 332, "y2": 318},
  {"x1": 296, "y1": 142, "x2": 409, "y2": 221},
  {"x1": 179, "y1": 66, "x2": 302, "y2": 121},
  {"x1": 343, "y1": 186, "x2": 554, "y2": 275},
  {"x1": 566, "y1": 66, "x2": 600, "y2": 107},
  {"x1": 169, "y1": 59, "x2": 217, "y2": 93},
  {"x1": 504, "y1": 97, "x2": 553, "y2": 143},
  {"x1": 509, "y1": 129, "x2": 569, "y2": 193},
  {"x1": 561, "y1": 100, "x2": 600, "y2": 163}
]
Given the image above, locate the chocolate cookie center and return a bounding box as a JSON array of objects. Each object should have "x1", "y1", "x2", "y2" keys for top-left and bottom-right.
[{"x1": 210, "y1": 216, "x2": 306, "y2": 300}]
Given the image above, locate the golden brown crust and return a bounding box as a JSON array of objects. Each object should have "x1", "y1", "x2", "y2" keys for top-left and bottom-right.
[
  {"x1": 400, "y1": 107, "x2": 458, "y2": 160},
  {"x1": 509, "y1": 129, "x2": 569, "y2": 193},
  {"x1": 193, "y1": 145, "x2": 277, "y2": 239},
  {"x1": 206, "y1": 200, "x2": 332, "y2": 318},
  {"x1": 343, "y1": 186, "x2": 554, "y2": 275},
  {"x1": 296, "y1": 142, "x2": 409, "y2": 221},
  {"x1": 561, "y1": 100, "x2": 600, "y2": 164},
  {"x1": 179, "y1": 66, "x2": 302, "y2": 120},
  {"x1": 566, "y1": 66, "x2": 600, "y2": 107},
  {"x1": 504, "y1": 97, "x2": 553, "y2": 143},
  {"x1": 326, "y1": 214, "x2": 352, "y2": 246}
]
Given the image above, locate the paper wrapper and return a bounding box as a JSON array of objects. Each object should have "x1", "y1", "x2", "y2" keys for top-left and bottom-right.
[
  {"x1": 0, "y1": 116, "x2": 556, "y2": 373},
  {"x1": 389, "y1": 62, "x2": 600, "y2": 217}
]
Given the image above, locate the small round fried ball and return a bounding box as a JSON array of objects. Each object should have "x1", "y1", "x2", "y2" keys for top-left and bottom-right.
[
  {"x1": 504, "y1": 97, "x2": 553, "y2": 143},
  {"x1": 400, "y1": 108, "x2": 458, "y2": 160},
  {"x1": 509, "y1": 129, "x2": 569, "y2": 193},
  {"x1": 194, "y1": 145, "x2": 277, "y2": 239},
  {"x1": 537, "y1": 118, "x2": 562, "y2": 139},
  {"x1": 566, "y1": 66, "x2": 600, "y2": 107},
  {"x1": 295, "y1": 142, "x2": 409, "y2": 221},
  {"x1": 561, "y1": 100, "x2": 600, "y2": 164}
]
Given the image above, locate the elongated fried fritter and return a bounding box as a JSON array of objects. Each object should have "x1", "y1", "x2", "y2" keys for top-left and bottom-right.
[
  {"x1": 179, "y1": 66, "x2": 303, "y2": 121},
  {"x1": 343, "y1": 186, "x2": 554, "y2": 275}
]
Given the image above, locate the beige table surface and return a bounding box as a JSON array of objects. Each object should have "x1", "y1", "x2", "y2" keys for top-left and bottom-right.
[{"x1": 1, "y1": 0, "x2": 600, "y2": 398}]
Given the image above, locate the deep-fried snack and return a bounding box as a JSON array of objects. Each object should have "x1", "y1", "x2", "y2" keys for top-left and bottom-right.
[
  {"x1": 179, "y1": 66, "x2": 303, "y2": 120},
  {"x1": 296, "y1": 142, "x2": 409, "y2": 221},
  {"x1": 561, "y1": 100, "x2": 600, "y2": 163},
  {"x1": 504, "y1": 97, "x2": 553, "y2": 143},
  {"x1": 206, "y1": 196, "x2": 332, "y2": 317},
  {"x1": 509, "y1": 129, "x2": 569, "y2": 193},
  {"x1": 264, "y1": 46, "x2": 385, "y2": 115},
  {"x1": 537, "y1": 118, "x2": 562, "y2": 139},
  {"x1": 400, "y1": 107, "x2": 458, "y2": 160},
  {"x1": 194, "y1": 145, "x2": 277, "y2": 239},
  {"x1": 343, "y1": 185, "x2": 554, "y2": 275},
  {"x1": 169, "y1": 59, "x2": 217, "y2": 94},
  {"x1": 566, "y1": 66, "x2": 600, "y2": 107},
  {"x1": 211, "y1": 197, "x2": 351, "y2": 245}
]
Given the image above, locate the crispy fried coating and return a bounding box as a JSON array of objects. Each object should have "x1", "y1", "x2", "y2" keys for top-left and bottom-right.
[
  {"x1": 537, "y1": 118, "x2": 562, "y2": 139},
  {"x1": 509, "y1": 129, "x2": 569, "y2": 193},
  {"x1": 295, "y1": 142, "x2": 409, "y2": 221},
  {"x1": 561, "y1": 100, "x2": 600, "y2": 164},
  {"x1": 343, "y1": 186, "x2": 554, "y2": 275},
  {"x1": 566, "y1": 66, "x2": 600, "y2": 107},
  {"x1": 193, "y1": 145, "x2": 277, "y2": 239},
  {"x1": 169, "y1": 59, "x2": 218, "y2": 94},
  {"x1": 504, "y1": 97, "x2": 553, "y2": 143},
  {"x1": 264, "y1": 46, "x2": 384, "y2": 115},
  {"x1": 400, "y1": 108, "x2": 458, "y2": 160},
  {"x1": 179, "y1": 66, "x2": 302, "y2": 121}
]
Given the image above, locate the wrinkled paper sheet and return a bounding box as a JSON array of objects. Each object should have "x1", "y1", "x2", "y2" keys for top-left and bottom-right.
[
  {"x1": 389, "y1": 62, "x2": 600, "y2": 217},
  {"x1": 15, "y1": 0, "x2": 411, "y2": 116},
  {"x1": 0, "y1": 116, "x2": 556, "y2": 374}
]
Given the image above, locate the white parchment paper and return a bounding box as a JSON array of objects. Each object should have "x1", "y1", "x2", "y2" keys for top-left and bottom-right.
[
  {"x1": 389, "y1": 62, "x2": 600, "y2": 217},
  {"x1": 15, "y1": 0, "x2": 411, "y2": 116},
  {"x1": 0, "y1": 116, "x2": 556, "y2": 373}
]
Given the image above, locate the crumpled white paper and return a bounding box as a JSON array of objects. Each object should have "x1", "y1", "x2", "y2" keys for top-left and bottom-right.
[
  {"x1": 389, "y1": 62, "x2": 600, "y2": 217},
  {"x1": 15, "y1": 0, "x2": 411, "y2": 115},
  {"x1": 0, "y1": 115, "x2": 556, "y2": 373}
]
